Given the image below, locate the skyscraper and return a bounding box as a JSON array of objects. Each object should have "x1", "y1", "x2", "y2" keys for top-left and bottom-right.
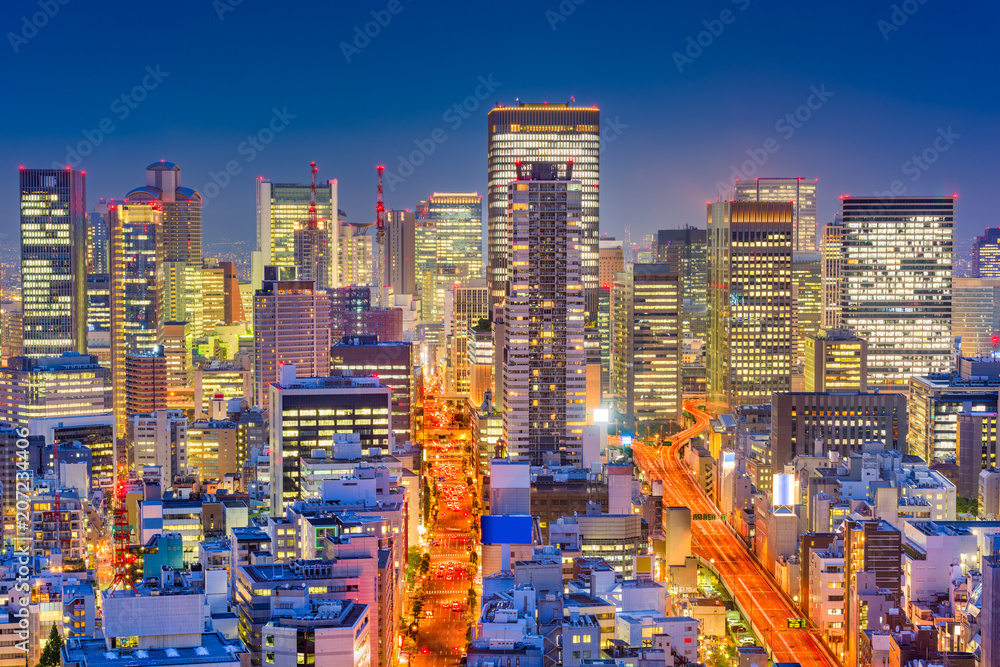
[
  {"x1": 792, "y1": 251, "x2": 823, "y2": 375},
  {"x1": 656, "y1": 227, "x2": 708, "y2": 344},
  {"x1": 87, "y1": 202, "x2": 110, "y2": 274},
  {"x1": 253, "y1": 267, "x2": 332, "y2": 409},
  {"x1": 444, "y1": 280, "x2": 490, "y2": 395},
  {"x1": 109, "y1": 200, "x2": 163, "y2": 438},
  {"x1": 734, "y1": 177, "x2": 818, "y2": 252},
  {"x1": 126, "y1": 162, "x2": 204, "y2": 337},
  {"x1": 502, "y1": 162, "x2": 586, "y2": 466},
  {"x1": 839, "y1": 196, "x2": 954, "y2": 391},
  {"x1": 384, "y1": 209, "x2": 415, "y2": 297},
  {"x1": 255, "y1": 173, "x2": 338, "y2": 289},
  {"x1": 611, "y1": 264, "x2": 682, "y2": 428},
  {"x1": 414, "y1": 192, "x2": 483, "y2": 323},
  {"x1": 487, "y1": 102, "x2": 599, "y2": 318},
  {"x1": 952, "y1": 277, "x2": 1000, "y2": 357},
  {"x1": 19, "y1": 167, "x2": 87, "y2": 358},
  {"x1": 820, "y1": 220, "x2": 844, "y2": 329},
  {"x1": 973, "y1": 228, "x2": 1000, "y2": 278},
  {"x1": 707, "y1": 200, "x2": 794, "y2": 408}
]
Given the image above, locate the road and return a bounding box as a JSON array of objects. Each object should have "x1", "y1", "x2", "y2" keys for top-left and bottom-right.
[
  {"x1": 633, "y1": 401, "x2": 838, "y2": 667},
  {"x1": 408, "y1": 397, "x2": 477, "y2": 667}
]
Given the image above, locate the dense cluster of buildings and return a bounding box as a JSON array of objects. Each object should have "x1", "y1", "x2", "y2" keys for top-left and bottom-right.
[{"x1": 3, "y1": 99, "x2": 1000, "y2": 667}]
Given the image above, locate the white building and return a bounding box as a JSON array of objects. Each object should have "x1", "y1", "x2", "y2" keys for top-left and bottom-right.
[{"x1": 131, "y1": 410, "x2": 188, "y2": 484}]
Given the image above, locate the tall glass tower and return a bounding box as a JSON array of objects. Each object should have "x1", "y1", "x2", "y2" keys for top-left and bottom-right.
[
  {"x1": 487, "y1": 102, "x2": 599, "y2": 319},
  {"x1": 415, "y1": 192, "x2": 483, "y2": 324},
  {"x1": 254, "y1": 173, "x2": 338, "y2": 289},
  {"x1": 707, "y1": 200, "x2": 794, "y2": 408},
  {"x1": 19, "y1": 167, "x2": 87, "y2": 358},
  {"x1": 839, "y1": 196, "x2": 954, "y2": 391},
  {"x1": 735, "y1": 177, "x2": 818, "y2": 252}
]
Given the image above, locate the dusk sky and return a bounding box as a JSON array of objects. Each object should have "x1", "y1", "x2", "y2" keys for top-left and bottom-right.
[{"x1": 3, "y1": 0, "x2": 997, "y2": 251}]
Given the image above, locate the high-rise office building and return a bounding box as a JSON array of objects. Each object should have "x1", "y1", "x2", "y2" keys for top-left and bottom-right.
[
  {"x1": 109, "y1": 200, "x2": 164, "y2": 438},
  {"x1": 770, "y1": 391, "x2": 907, "y2": 468},
  {"x1": 330, "y1": 335, "x2": 416, "y2": 449},
  {"x1": 444, "y1": 280, "x2": 490, "y2": 395},
  {"x1": 86, "y1": 273, "x2": 111, "y2": 365},
  {"x1": 656, "y1": 227, "x2": 708, "y2": 343},
  {"x1": 19, "y1": 167, "x2": 87, "y2": 358},
  {"x1": 338, "y1": 223, "x2": 374, "y2": 288},
  {"x1": 0, "y1": 352, "x2": 112, "y2": 427},
  {"x1": 487, "y1": 103, "x2": 599, "y2": 318},
  {"x1": 255, "y1": 173, "x2": 338, "y2": 288},
  {"x1": 734, "y1": 177, "x2": 818, "y2": 252},
  {"x1": 201, "y1": 259, "x2": 226, "y2": 332},
  {"x1": 267, "y1": 367, "x2": 392, "y2": 515},
  {"x1": 385, "y1": 209, "x2": 416, "y2": 297},
  {"x1": 839, "y1": 196, "x2": 954, "y2": 391},
  {"x1": 502, "y1": 162, "x2": 586, "y2": 466},
  {"x1": 125, "y1": 349, "x2": 168, "y2": 419},
  {"x1": 820, "y1": 220, "x2": 844, "y2": 329},
  {"x1": 973, "y1": 228, "x2": 1000, "y2": 278},
  {"x1": 952, "y1": 278, "x2": 1000, "y2": 358},
  {"x1": 253, "y1": 267, "x2": 332, "y2": 409},
  {"x1": 598, "y1": 241, "x2": 623, "y2": 288},
  {"x1": 414, "y1": 192, "x2": 483, "y2": 324},
  {"x1": 127, "y1": 162, "x2": 204, "y2": 337},
  {"x1": 804, "y1": 329, "x2": 868, "y2": 392},
  {"x1": 792, "y1": 251, "x2": 823, "y2": 375},
  {"x1": 611, "y1": 264, "x2": 682, "y2": 428},
  {"x1": 707, "y1": 201, "x2": 794, "y2": 408},
  {"x1": 87, "y1": 202, "x2": 110, "y2": 274}
]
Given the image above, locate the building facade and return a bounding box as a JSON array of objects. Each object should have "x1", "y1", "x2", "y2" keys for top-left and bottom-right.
[
  {"x1": 502, "y1": 162, "x2": 586, "y2": 466},
  {"x1": 487, "y1": 103, "x2": 599, "y2": 318},
  {"x1": 19, "y1": 168, "x2": 87, "y2": 358},
  {"x1": 611, "y1": 264, "x2": 682, "y2": 428},
  {"x1": 707, "y1": 200, "x2": 794, "y2": 408},
  {"x1": 734, "y1": 177, "x2": 818, "y2": 252},
  {"x1": 839, "y1": 196, "x2": 954, "y2": 391}
]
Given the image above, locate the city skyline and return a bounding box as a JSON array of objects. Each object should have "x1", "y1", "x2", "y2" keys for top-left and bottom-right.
[{"x1": 2, "y1": 2, "x2": 994, "y2": 250}]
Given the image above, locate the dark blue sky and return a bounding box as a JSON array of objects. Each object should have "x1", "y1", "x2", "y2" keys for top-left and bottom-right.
[{"x1": 3, "y1": 0, "x2": 997, "y2": 252}]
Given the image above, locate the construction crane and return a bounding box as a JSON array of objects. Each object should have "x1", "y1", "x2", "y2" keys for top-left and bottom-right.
[
  {"x1": 374, "y1": 165, "x2": 387, "y2": 309},
  {"x1": 108, "y1": 472, "x2": 136, "y2": 592},
  {"x1": 308, "y1": 160, "x2": 319, "y2": 230}
]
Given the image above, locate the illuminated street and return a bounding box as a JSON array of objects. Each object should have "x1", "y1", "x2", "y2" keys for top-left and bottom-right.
[
  {"x1": 633, "y1": 401, "x2": 838, "y2": 667},
  {"x1": 408, "y1": 395, "x2": 479, "y2": 667}
]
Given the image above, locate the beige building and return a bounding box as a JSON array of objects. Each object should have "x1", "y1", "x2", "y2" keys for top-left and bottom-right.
[
  {"x1": 804, "y1": 329, "x2": 868, "y2": 392},
  {"x1": 253, "y1": 267, "x2": 332, "y2": 409},
  {"x1": 186, "y1": 419, "x2": 239, "y2": 483}
]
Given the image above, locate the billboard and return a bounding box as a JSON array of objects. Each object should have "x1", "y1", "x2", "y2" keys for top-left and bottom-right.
[
  {"x1": 772, "y1": 473, "x2": 797, "y2": 507},
  {"x1": 480, "y1": 514, "x2": 533, "y2": 545},
  {"x1": 593, "y1": 408, "x2": 609, "y2": 424},
  {"x1": 720, "y1": 450, "x2": 736, "y2": 471}
]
